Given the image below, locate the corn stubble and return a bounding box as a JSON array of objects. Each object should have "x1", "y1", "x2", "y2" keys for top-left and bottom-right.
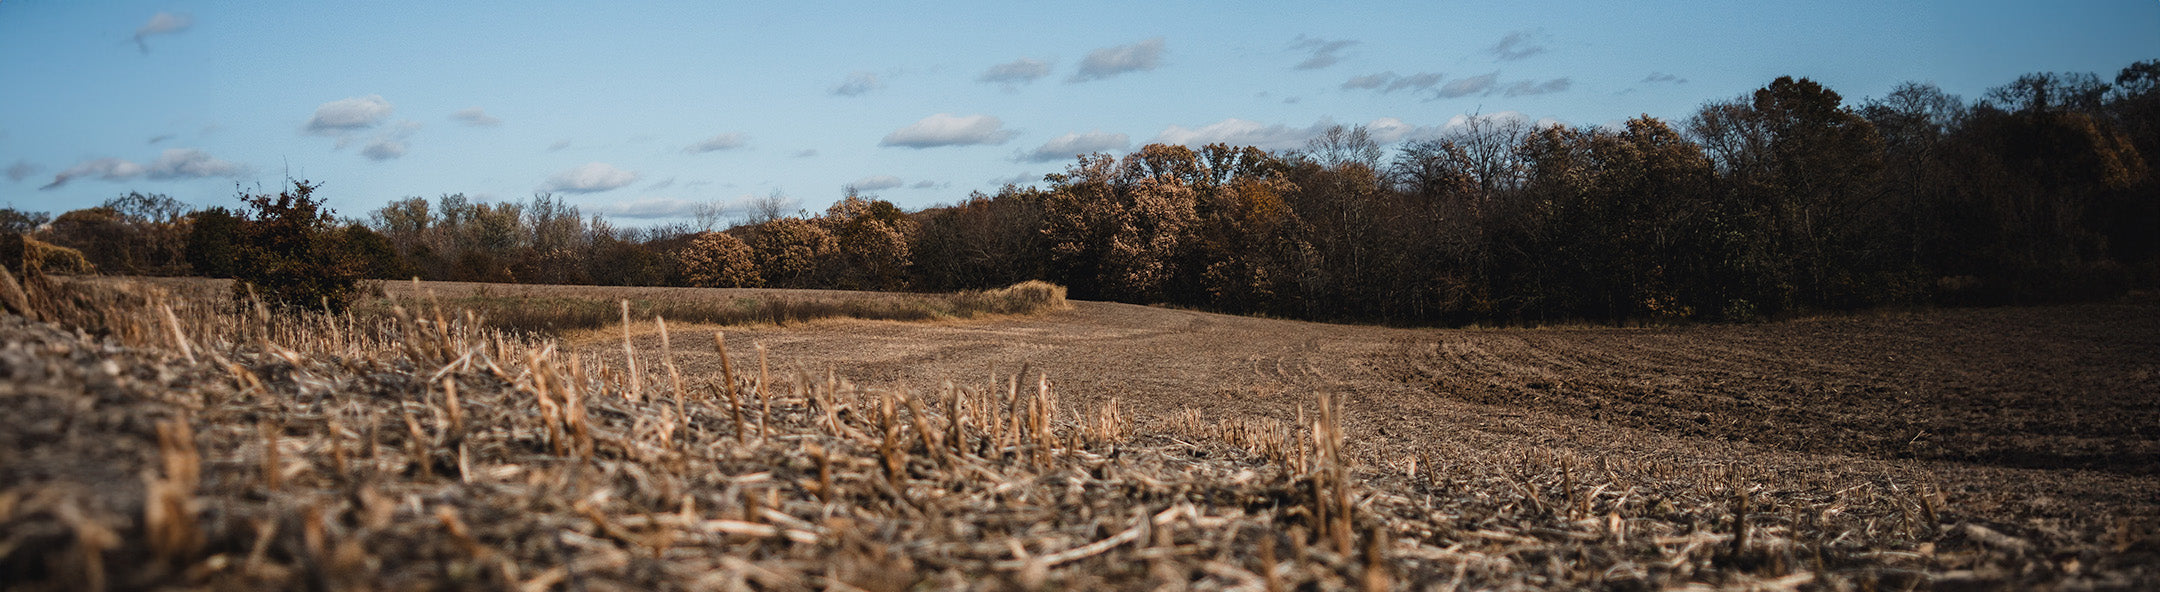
[{"x1": 0, "y1": 274, "x2": 2151, "y2": 590}]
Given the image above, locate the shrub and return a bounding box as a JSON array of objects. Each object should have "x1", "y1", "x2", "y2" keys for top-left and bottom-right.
[
  {"x1": 184, "y1": 207, "x2": 244, "y2": 278},
  {"x1": 341, "y1": 225, "x2": 414, "y2": 280},
  {"x1": 1, "y1": 233, "x2": 94, "y2": 277},
  {"x1": 747, "y1": 217, "x2": 837, "y2": 289},
  {"x1": 949, "y1": 280, "x2": 1070, "y2": 316},
  {"x1": 681, "y1": 232, "x2": 763, "y2": 288},
  {"x1": 230, "y1": 180, "x2": 366, "y2": 311}
]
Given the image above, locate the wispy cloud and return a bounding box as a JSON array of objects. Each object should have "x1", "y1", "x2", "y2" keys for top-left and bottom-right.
[
  {"x1": 132, "y1": 12, "x2": 192, "y2": 53},
  {"x1": 6, "y1": 160, "x2": 41, "y2": 183},
  {"x1": 147, "y1": 148, "x2": 248, "y2": 178},
  {"x1": 147, "y1": 134, "x2": 174, "y2": 144},
  {"x1": 547, "y1": 139, "x2": 572, "y2": 152},
  {"x1": 1289, "y1": 35, "x2": 1357, "y2": 70},
  {"x1": 831, "y1": 71, "x2": 885, "y2": 97},
  {"x1": 1342, "y1": 73, "x2": 1391, "y2": 90},
  {"x1": 359, "y1": 121, "x2": 420, "y2": 161},
  {"x1": 362, "y1": 139, "x2": 407, "y2": 161},
  {"x1": 1643, "y1": 72, "x2": 1687, "y2": 84},
  {"x1": 305, "y1": 95, "x2": 394, "y2": 135},
  {"x1": 791, "y1": 149, "x2": 819, "y2": 158},
  {"x1": 850, "y1": 175, "x2": 904, "y2": 191},
  {"x1": 880, "y1": 114, "x2": 1014, "y2": 148},
  {"x1": 542, "y1": 162, "x2": 639, "y2": 193},
  {"x1": 979, "y1": 58, "x2": 1052, "y2": 89},
  {"x1": 1503, "y1": 77, "x2": 1572, "y2": 97},
  {"x1": 1489, "y1": 30, "x2": 1548, "y2": 61},
  {"x1": 452, "y1": 107, "x2": 501, "y2": 127},
  {"x1": 1154, "y1": 116, "x2": 1515, "y2": 150},
  {"x1": 1018, "y1": 131, "x2": 1130, "y2": 162},
  {"x1": 909, "y1": 180, "x2": 945, "y2": 189},
  {"x1": 40, "y1": 148, "x2": 247, "y2": 190},
  {"x1": 42, "y1": 158, "x2": 142, "y2": 189},
  {"x1": 1435, "y1": 73, "x2": 1500, "y2": 98},
  {"x1": 1071, "y1": 37, "x2": 1165, "y2": 82},
  {"x1": 685, "y1": 132, "x2": 748, "y2": 153},
  {"x1": 1342, "y1": 71, "x2": 1443, "y2": 94}
]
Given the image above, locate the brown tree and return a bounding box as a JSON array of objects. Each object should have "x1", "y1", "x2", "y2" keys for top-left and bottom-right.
[{"x1": 681, "y1": 232, "x2": 763, "y2": 288}]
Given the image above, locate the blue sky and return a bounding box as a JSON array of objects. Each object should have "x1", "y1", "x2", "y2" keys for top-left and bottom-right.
[{"x1": 3, "y1": 1, "x2": 2156, "y2": 225}]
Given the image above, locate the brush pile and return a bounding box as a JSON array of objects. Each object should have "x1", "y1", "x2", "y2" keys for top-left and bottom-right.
[{"x1": 1, "y1": 274, "x2": 2153, "y2": 590}]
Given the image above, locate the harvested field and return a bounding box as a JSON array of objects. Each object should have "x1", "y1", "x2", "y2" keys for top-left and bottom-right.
[{"x1": 3, "y1": 276, "x2": 2156, "y2": 590}]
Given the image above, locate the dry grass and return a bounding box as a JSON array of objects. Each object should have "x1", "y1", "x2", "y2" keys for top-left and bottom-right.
[
  {"x1": 0, "y1": 273, "x2": 2152, "y2": 590},
  {"x1": 358, "y1": 279, "x2": 1073, "y2": 338}
]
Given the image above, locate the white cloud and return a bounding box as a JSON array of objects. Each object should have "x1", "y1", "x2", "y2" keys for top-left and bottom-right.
[
  {"x1": 7, "y1": 160, "x2": 42, "y2": 182},
  {"x1": 1019, "y1": 131, "x2": 1130, "y2": 162},
  {"x1": 40, "y1": 149, "x2": 245, "y2": 189},
  {"x1": 452, "y1": 107, "x2": 502, "y2": 127},
  {"x1": 1153, "y1": 118, "x2": 1340, "y2": 151},
  {"x1": 542, "y1": 162, "x2": 639, "y2": 193},
  {"x1": 831, "y1": 71, "x2": 884, "y2": 96},
  {"x1": 1364, "y1": 112, "x2": 1529, "y2": 144},
  {"x1": 306, "y1": 95, "x2": 394, "y2": 134},
  {"x1": 979, "y1": 58, "x2": 1051, "y2": 88},
  {"x1": 589, "y1": 197, "x2": 704, "y2": 219},
  {"x1": 133, "y1": 12, "x2": 192, "y2": 52},
  {"x1": 685, "y1": 132, "x2": 747, "y2": 153},
  {"x1": 1436, "y1": 73, "x2": 1499, "y2": 98},
  {"x1": 1289, "y1": 35, "x2": 1356, "y2": 70},
  {"x1": 1071, "y1": 37, "x2": 1165, "y2": 82},
  {"x1": 850, "y1": 175, "x2": 904, "y2": 191},
  {"x1": 880, "y1": 113, "x2": 1014, "y2": 148},
  {"x1": 1442, "y1": 111, "x2": 1533, "y2": 129},
  {"x1": 910, "y1": 180, "x2": 945, "y2": 189},
  {"x1": 147, "y1": 148, "x2": 246, "y2": 178},
  {"x1": 1503, "y1": 78, "x2": 1572, "y2": 97},
  {"x1": 1489, "y1": 30, "x2": 1548, "y2": 61},
  {"x1": 1363, "y1": 117, "x2": 1442, "y2": 144}
]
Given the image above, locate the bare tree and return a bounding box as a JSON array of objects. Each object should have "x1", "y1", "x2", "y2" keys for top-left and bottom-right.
[
  {"x1": 692, "y1": 200, "x2": 729, "y2": 233},
  {"x1": 747, "y1": 189, "x2": 793, "y2": 225},
  {"x1": 1302, "y1": 125, "x2": 1382, "y2": 171},
  {"x1": 1686, "y1": 97, "x2": 1775, "y2": 180}
]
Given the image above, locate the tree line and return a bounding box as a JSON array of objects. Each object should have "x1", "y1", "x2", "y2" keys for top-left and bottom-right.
[{"x1": 6, "y1": 62, "x2": 2155, "y2": 323}]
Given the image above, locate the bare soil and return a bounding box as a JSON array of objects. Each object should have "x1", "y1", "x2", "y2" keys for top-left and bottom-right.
[
  {"x1": 6, "y1": 276, "x2": 2157, "y2": 590},
  {"x1": 635, "y1": 297, "x2": 2160, "y2": 546}
]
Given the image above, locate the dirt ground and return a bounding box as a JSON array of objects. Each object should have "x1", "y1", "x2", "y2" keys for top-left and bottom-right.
[
  {"x1": 613, "y1": 297, "x2": 2160, "y2": 535},
  {"x1": 8, "y1": 277, "x2": 2158, "y2": 589}
]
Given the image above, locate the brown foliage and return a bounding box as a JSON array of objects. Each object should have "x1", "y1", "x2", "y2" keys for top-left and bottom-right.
[
  {"x1": 679, "y1": 232, "x2": 763, "y2": 288},
  {"x1": 746, "y1": 217, "x2": 837, "y2": 289}
]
